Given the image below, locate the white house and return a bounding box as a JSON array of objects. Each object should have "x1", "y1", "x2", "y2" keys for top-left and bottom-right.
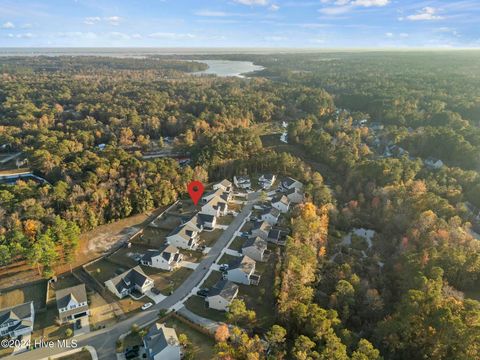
[
  {"x1": 251, "y1": 220, "x2": 271, "y2": 240},
  {"x1": 201, "y1": 195, "x2": 228, "y2": 217},
  {"x1": 258, "y1": 174, "x2": 276, "y2": 189},
  {"x1": 55, "y1": 284, "x2": 89, "y2": 324},
  {"x1": 281, "y1": 177, "x2": 303, "y2": 191},
  {"x1": 272, "y1": 194, "x2": 290, "y2": 213},
  {"x1": 424, "y1": 157, "x2": 444, "y2": 169},
  {"x1": 286, "y1": 187, "x2": 304, "y2": 204},
  {"x1": 260, "y1": 207, "x2": 281, "y2": 226},
  {"x1": 206, "y1": 280, "x2": 239, "y2": 311},
  {"x1": 105, "y1": 266, "x2": 154, "y2": 299},
  {"x1": 166, "y1": 222, "x2": 201, "y2": 250},
  {"x1": 242, "y1": 236, "x2": 269, "y2": 262},
  {"x1": 234, "y1": 175, "x2": 251, "y2": 189},
  {"x1": 225, "y1": 256, "x2": 260, "y2": 285},
  {"x1": 197, "y1": 213, "x2": 217, "y2": 230},
  {"x1": 213, "y1": 179, "x2": 233, "y2": 193},
  {"x1": 144, "y1": 323, "x2": 181, "y2": 360},
  {"x1": 0, "y1": 302, "x2": 34, "y2": 338},
  {"x1": 140, "y1": 246, "x2": 183, "y2": 271}
]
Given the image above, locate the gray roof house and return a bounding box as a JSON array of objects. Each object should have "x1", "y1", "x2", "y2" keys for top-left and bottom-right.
[
  {"x1": 166, "y1": 222, "x2": 201, "y2": 250},
  {"x1": 225, "y1": 256, "x2": 261, "y2": 285},
  {"x1": 143, "y1": 322, "x2": 181, "y2": 360},
  {"x1": 242, "y1": 236, "x2": 270, "y2": 262},
  {"x1": 251, "y1": 220, "x2": 271, "y2": 240},
  {"x1": 0, "y1": 301, "x2": 34, "y2": 338},
  {"x1": 260, "y1": 206, "x2": 281, "y2": 225},
  {"x1": 140, "y1": 245, "x2": 183, "y2": 271},
  {"x1": 55, "y1": 284, "x2": 89, "y2": 323},
  {"x1": 105, "y1": 266, "x2": 154, "y2": 299},
  {"x1": 206, "y1": 280, "x2": 239, "y2": 311}
]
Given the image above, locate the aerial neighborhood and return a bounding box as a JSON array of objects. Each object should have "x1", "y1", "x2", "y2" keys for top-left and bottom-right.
[{"x1": 0, "y1": 173, "x2": 304, "y2": 360}]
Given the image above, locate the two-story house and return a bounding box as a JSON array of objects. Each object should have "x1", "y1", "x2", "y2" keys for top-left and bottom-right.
[
  {"x1": 0, "y1": 302, "x2": 34, "y2": 339},
  {"x1": 105, "y1": 266, "x2": 154, "y2": 299},
  {"x1": 140, "y1": 245, "x2": 183, "y2": 271},
  {"x1": 166, "y1": 222, "x2": 201, "y2": 250},
  {"x1": 55, "y1": 284, "x2": 89, "y2": 324}
]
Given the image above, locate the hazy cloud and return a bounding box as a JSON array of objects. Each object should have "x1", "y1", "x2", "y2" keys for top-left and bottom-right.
[
  {"x1": 148, "y1": 32, "x2": 196, "y2": 40},
  {"x1": 2, "y1": 21, "x2": 15, "y2": 29},
  {"x1": 234, "y1": 0, "x2": 269, "y2": 6},
  {"x1": 405, "y1": 7, "x2": 443, "y2": 21}
]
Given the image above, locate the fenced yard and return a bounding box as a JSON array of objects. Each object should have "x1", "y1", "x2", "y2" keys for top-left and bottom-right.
[{"x1": 0, "y1": 280, "x2": 47, "y2": 311}]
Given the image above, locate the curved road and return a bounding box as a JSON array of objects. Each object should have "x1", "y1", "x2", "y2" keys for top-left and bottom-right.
[{"x1": 8, "y1": 192, "x2": 257, "y2": 360}]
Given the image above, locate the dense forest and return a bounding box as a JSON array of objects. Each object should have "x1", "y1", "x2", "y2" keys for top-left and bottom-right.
[{"x1": 0, "y1": 52, "x2": 479, "y2": 359}]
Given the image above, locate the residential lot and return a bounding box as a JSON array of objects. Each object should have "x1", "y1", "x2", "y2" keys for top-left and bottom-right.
[
  {"x1": 201, "y1": 229, "x2": 223, "y2": 247},
  {"x1": 86, "y1": 259, "x2": 128, "y2": 284},
  {"x1": 135, "y1": 227, "x2": 171, "y2": 248},
  {"x1": 143, "y1": 267, "x2": 193, "y2": 296},
  {"x1": 0, "y1": 280, "x2": 47, "y2": 310}
]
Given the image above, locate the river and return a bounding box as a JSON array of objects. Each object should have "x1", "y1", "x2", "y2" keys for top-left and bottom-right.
[{"x1": 192, "y1": 60, "x2": 264, "y2": 78}]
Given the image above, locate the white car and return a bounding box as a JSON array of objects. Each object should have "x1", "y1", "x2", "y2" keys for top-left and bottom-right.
[{"x1": 141, "y1": 302, "x2": 153, "y2": 311}]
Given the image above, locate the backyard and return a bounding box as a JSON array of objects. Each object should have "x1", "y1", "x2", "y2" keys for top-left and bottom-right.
[
  {"x1": 0, "y1": 280, "x2": 47, "y2": 310},
  {"x1": 85, "y1": 259, "x2": 128, "y2": 284}
]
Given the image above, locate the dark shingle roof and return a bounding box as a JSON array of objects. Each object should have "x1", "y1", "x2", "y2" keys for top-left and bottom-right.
[
  {"x1": 208, "y1": 280, "x2": 238, "y2": 300},
  {"x1": 109, "y1": 266, "x2": 152, "y2": 293},
  {"x1": 228, "y1": 255, "x2": 256, "y2": 274},
  {"x1": 242, "y1": 237, "x2": 267, "y2": 252},
  {"x1": 0, "y1": 302, "x2": 33, "y2": 327}
]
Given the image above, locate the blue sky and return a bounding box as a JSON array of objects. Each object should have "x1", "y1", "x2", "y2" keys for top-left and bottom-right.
[{"x1": 0, "y1": 0, "x2": 479, "y2": 48}]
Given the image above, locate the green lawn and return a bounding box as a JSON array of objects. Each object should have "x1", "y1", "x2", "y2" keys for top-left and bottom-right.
[
  {"x1": 238, "y1": 259, "x2": 277, "y2": 329},
  {"x1": 184, "y1": 295, "x2": 226, "y2": 322},
  {"x1": 229, "y1": 237, "x2": 246, "y2": 251},
  {"x1": 201, "y1": 272, "x2": 223, "y2": 289},
  {"x1": 217, "y1": 214, "x2": 234, "y2": 226},
  {"x1": 165, "y1": 317, "x2": 215, "y2": 360},
  {"x1": 218, "y1": 254, "x2": 237, "y2": 265},
  {"x1": 143, "y1": 266, "x2": 193, "y2": 295},
  {"x1": 201, "y1": 229, "x2": 223, "y2": 247},
  {"x1": 0, "y1": 280, "x2": 47, "y2": 310},
  {"x1": 86, "y1": 259, "x2": 127, "y2": 284}
]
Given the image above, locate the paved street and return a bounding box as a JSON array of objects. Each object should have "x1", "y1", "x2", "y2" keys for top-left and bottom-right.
[{"x1": 8, "y1": 192, "x2": 257, "y2": 360}]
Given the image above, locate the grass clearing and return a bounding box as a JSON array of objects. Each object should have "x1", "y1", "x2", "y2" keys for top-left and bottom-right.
[
  {"x1": 137, "y1": 227, "x2": 170, "y2": 248},
  {"x1": 201, "y1": 229, "x2": 223, "y2": 247},
  {"x1": 0, "y1": 280, "x2": 47, "y2": 310},
  {"x1": 143, "y1": 266, "x2": 193, "y2": 295},
  {"x1": 86, "y1": 259, "x2": 127, "y2": 284},
  {"x1": 229, "y1": 237, "x2": 245, "y2": 251},
  {"x1": 217, "y1": 214, "x2": 234, "y2": 226},
  {"x1": 185, "y1": 295, "x2": 226, "y2": 322},
  {"x1": 165, "y1": 316, "x2": 215, "y2": 360}
]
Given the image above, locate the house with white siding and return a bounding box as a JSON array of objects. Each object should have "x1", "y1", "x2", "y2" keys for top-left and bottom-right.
[
  {"x1": 55, "y1": 284, "x2": 89, "y2": 324},
  {"x1": 271, "y1": 194, "x2": 290, "y2": 213},
  {"x1": 242, "y1": 236, "x2": 270, "y2": 262},
  {"x1": 206, "y1": 280, "x2": 239, "y2": 311},
  {"x1": 0, "y1": 302, "x2": 34, "y2": 338},
  {"x1": 224, "y1": 256, "x2": 261, "y2": 285},
  {"x1": 166, "y1": 222, "x2": 201, "y2": 250},
  {"x1": 105, "y1": 266, "x2": 154, "y2": 299},
  {"x1": 260, "y1": 207, "x2": 281, "y2": 226},
  {"x1": 140, "y1": 245, "x2": 183, "y2": 271},
  {"x1": 144, "y1": 323, "x2": 181, "y2": 360}
]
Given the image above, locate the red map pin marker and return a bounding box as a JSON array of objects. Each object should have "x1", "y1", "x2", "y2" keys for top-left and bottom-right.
[{"x1": 188, "y1": 181, "x2": 205, "y2": 206}]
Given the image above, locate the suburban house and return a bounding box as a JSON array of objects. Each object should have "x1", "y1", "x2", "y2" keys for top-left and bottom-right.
[
  {"x1": 258, "y1": 174, "x2": 276, "y2": 189},
  {"x1": 267, "y1": 229, "x2": 286, "y2": 246},
  {"x1": 206, "y1": 279, "x2": 239, "y2": 311},
  {"x1": 213, "y1": 179, "x2": 233, "y2": 193},
  {"x1": 233, "y1": 175, "x2": 251, "y2": 189},
  {"x1": 0, "y1": 302, "x2": 34, "y2": 338},
  {"x1": 143, "y1": 322, "x2": 181, "y2": 360},
  {"x1": 281, "y1": 177, "x2": 303, "y2": 191},
  {"x1": 198, "y1": 213, "x2": 217, "y2": 230},
  {"x1": 424, "y1": 157, "x2": 444, "y2": 169},
  {"x1": 286, "y1": 187, "x2": 304, "y2": 203},
  {"x1": 202, "y1": 188, "x2": 232, "y2": 204},
  {"x1": 166, "y1": 222, "x2": 201, "y2": 250},
  {"x1": 242, "y1": 236, "x2": 270, "y2": 262},
  {"x1": 271, "y1": 194, "x2": 290, "y2": 213},
  {"x1": 201, "y1": 195, "x2": 228, "y2": 217},
  {"x1": 224, "y1": 256, "x2": 261, "y2": 285},
  {"x1": 251, "y1": 220, "x2": 271, "y2": 240},
  {"x1": 55, "y1": 284, "x2": 89, "y2": 324},
  {"x1": 105, "y1": 266, "x2": 154, "y2": 299},
  {"x1": 140, "y1": 245, "x2": 183, "y2": 271},
  {"x1": 260, "y1": 207, "x2": 281, "y2": 225}
]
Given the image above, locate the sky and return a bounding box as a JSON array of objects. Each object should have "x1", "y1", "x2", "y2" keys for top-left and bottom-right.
[{"x1": 0, "y1": 0, "x2": 479, "y2": 48}]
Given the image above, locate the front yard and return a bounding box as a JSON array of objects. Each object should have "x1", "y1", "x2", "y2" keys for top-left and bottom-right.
[
  {"x1": 228, "y1": 237, "x2": 245, "y2": 251},
  {"x1": 143, "y1": 266, "x2": 193, "y2": 296},
  {"x1": 201, "y1": 229, "x2": 223, "y2": 247},
  {"x1": 184, "y1": 295, "x2": 227, "y2": 323}
]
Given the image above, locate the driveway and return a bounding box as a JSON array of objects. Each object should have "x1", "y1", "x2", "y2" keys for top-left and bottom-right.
[
  {"x1": 74, "y1": 317, "x2": 90, "y2": 337},
  {"x1": 8, "y1": 192, "x2": 258, "y2": 360}
]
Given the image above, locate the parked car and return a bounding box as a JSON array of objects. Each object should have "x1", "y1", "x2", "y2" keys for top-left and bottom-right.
[
  {"x1": 141, "y1": 302, "x2": 153, "y2": 311},
  {"x1": 75, "y1": 319, "x2": 82, "y2": 330},
  {"x1": 240, "y1": 232, "x2": 249, "y2": 238},
  {"x1": 197, "y1": 288, "x2": 209, "y2": 297},
  {"x1": 125, "y1": 345, "x2": 140, "y2": 352},
  {"x1": 219, "y1": 264, "x2": 229, "y2": 272}
]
